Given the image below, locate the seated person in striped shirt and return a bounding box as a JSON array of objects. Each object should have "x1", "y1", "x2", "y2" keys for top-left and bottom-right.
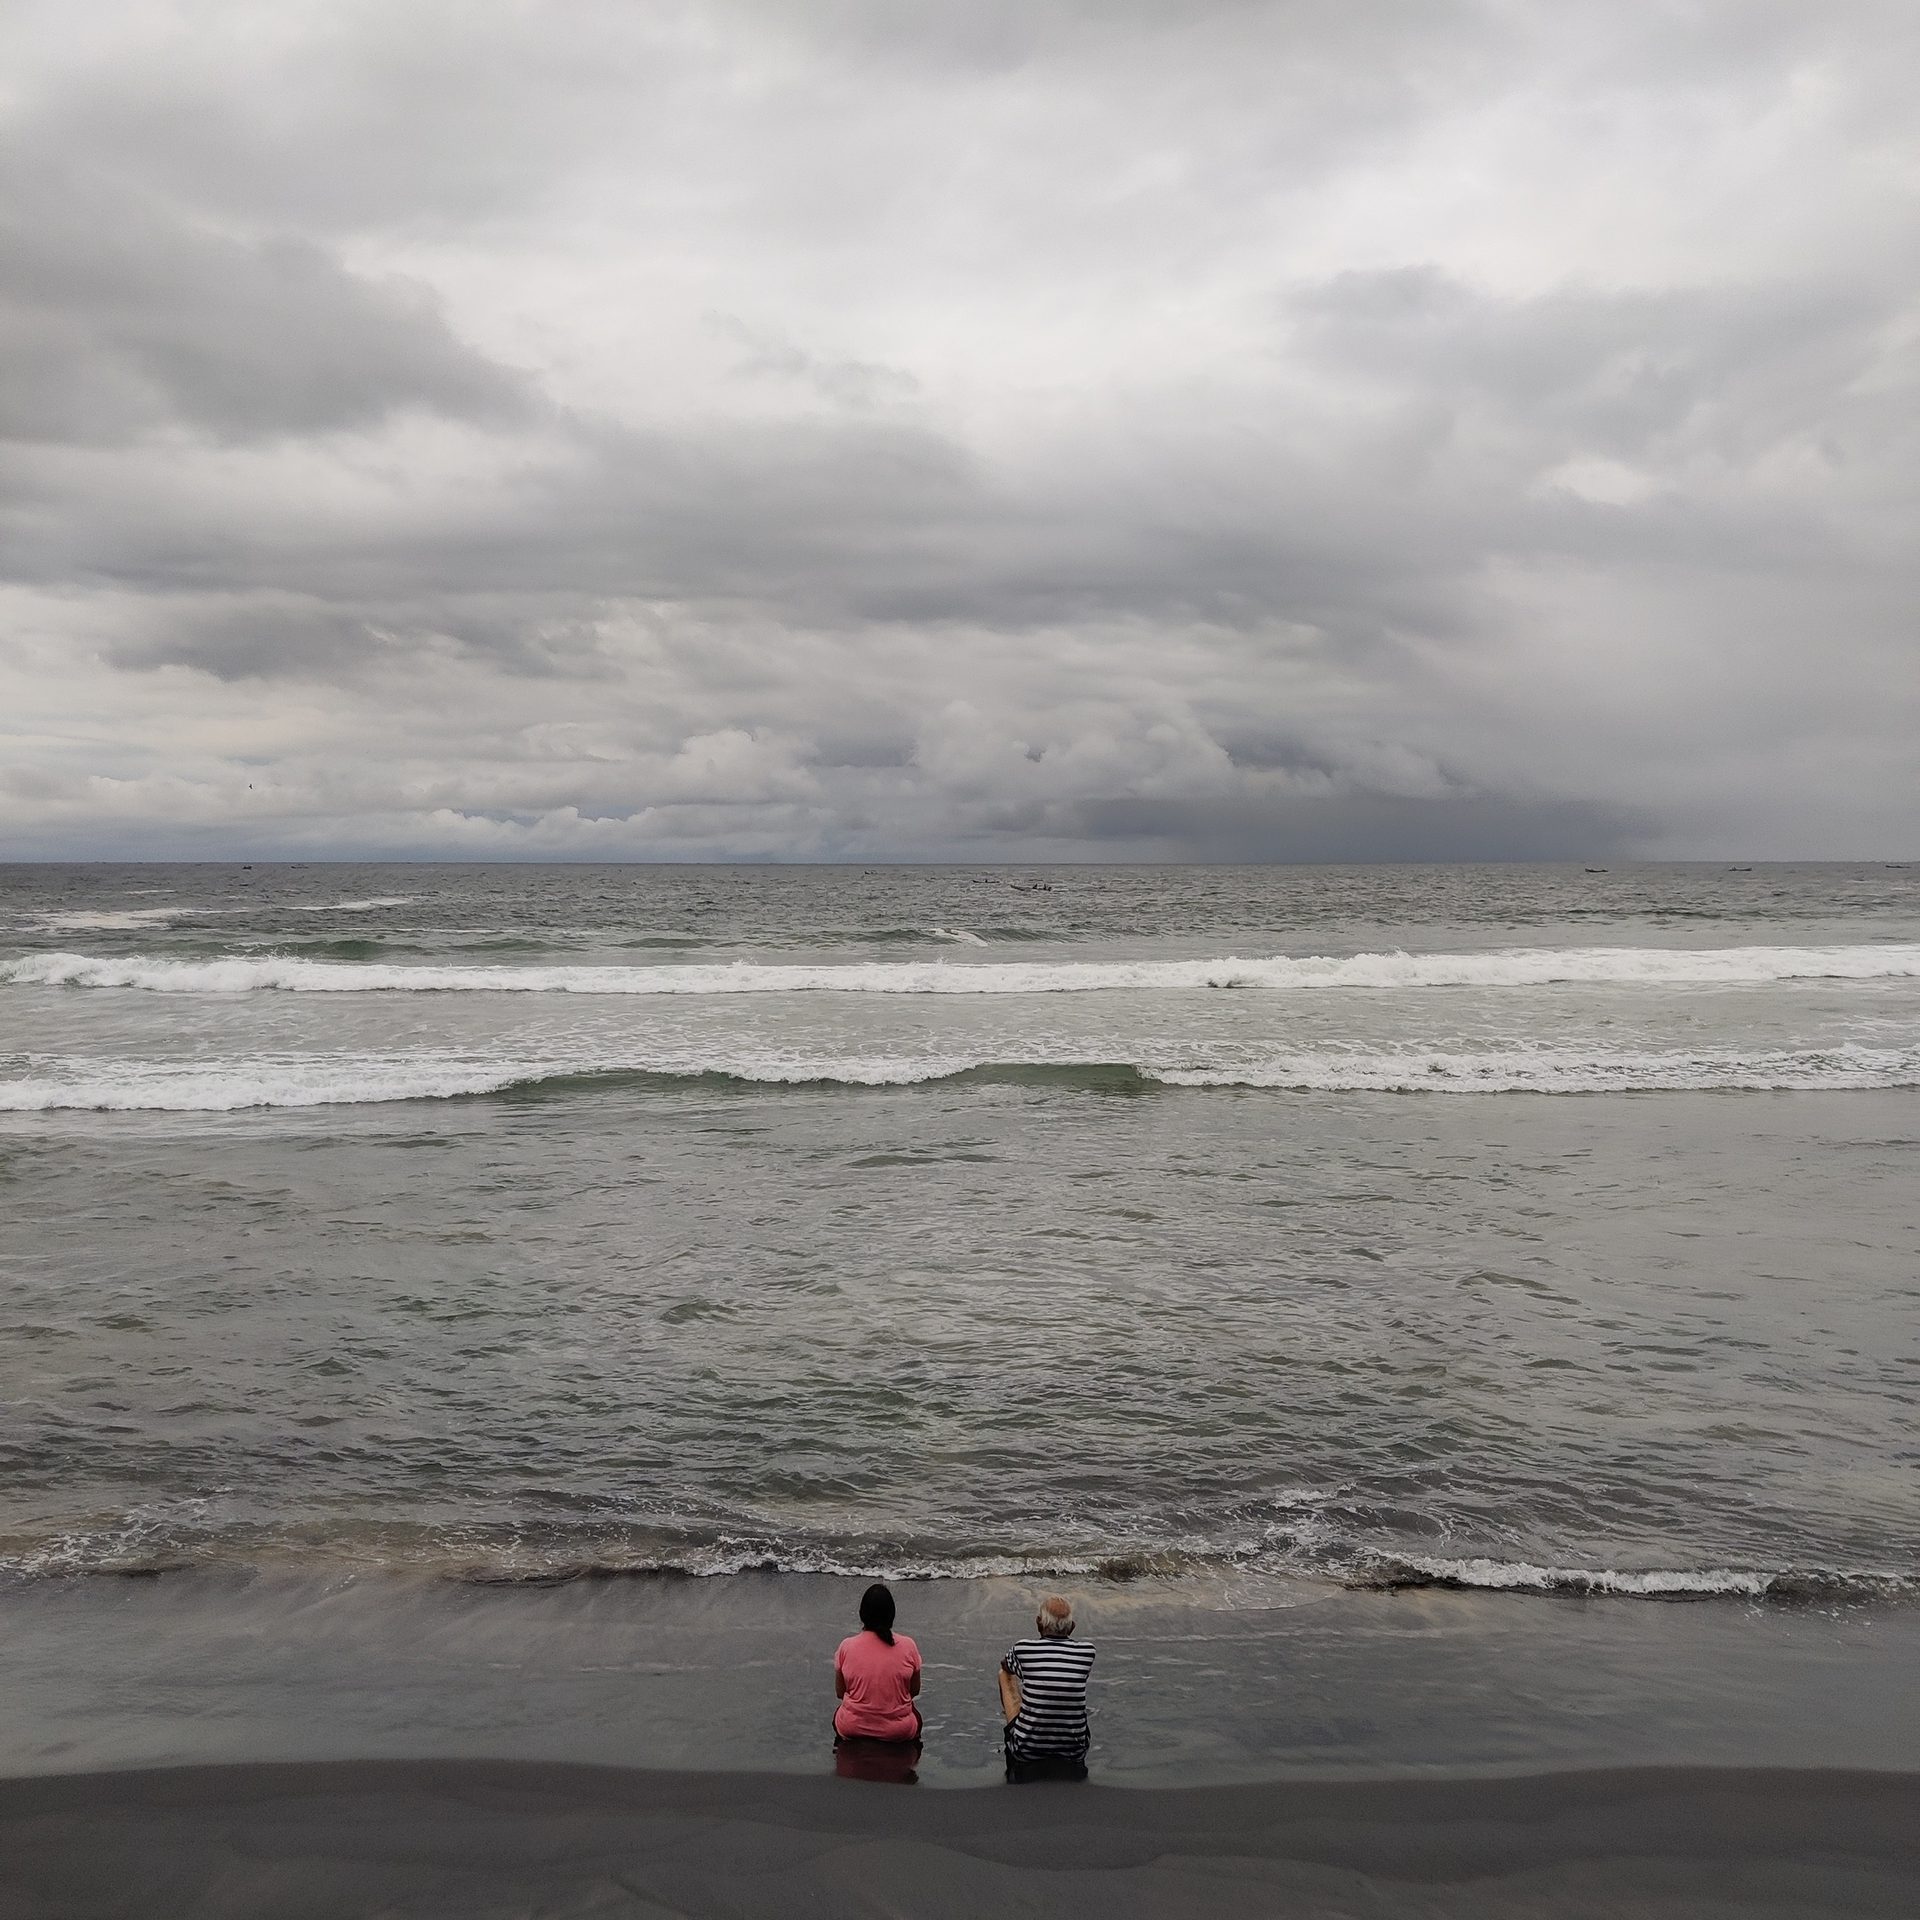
[{"x1": 997, "y1": 1594, "x2": 1095, "y2": 1773}]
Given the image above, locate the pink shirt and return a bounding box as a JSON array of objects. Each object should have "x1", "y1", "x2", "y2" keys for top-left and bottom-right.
[{"x1": 833, "y1": 1629, "x2": 922, "y2": 1740}]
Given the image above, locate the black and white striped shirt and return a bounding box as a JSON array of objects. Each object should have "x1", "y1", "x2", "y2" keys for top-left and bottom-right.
[{"x1": 1001, "y1": 1635, "x2": 1095, "y2": 1758}]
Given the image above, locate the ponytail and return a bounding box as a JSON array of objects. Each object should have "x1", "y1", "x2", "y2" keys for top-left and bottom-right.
[{"x1": 858, "y1": 1582, "x2": 896, "y2": 1645}]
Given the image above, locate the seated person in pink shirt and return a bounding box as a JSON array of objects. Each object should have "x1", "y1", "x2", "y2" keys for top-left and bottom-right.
[{"x1": 833, "y1": 1583, "x2": 922, "y2": 1745}]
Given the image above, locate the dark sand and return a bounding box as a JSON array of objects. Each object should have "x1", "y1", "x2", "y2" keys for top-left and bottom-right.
[
  {"x1": 1, "y1": 1761, "x2": 1913, "y2": 1919},
  {"x1": 5, "y1": 1575, "x2": 1915, "y2": 1914}
]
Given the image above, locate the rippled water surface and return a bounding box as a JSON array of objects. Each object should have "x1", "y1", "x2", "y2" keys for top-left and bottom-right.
[{"x1": 2, "y1": 862, "x2": 1916, "y2": 1600}]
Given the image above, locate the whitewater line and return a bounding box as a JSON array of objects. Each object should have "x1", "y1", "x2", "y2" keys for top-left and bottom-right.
[
  {"x1": 6, "y1": 943, "x2": 1920, "y2": 997},
  {"x1": 5, "y1": 1043, "x2": 1917, "y2": 1109}
]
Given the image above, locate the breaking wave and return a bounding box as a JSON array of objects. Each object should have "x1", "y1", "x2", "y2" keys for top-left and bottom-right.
[
  {"x1": 29, "y1": 907, "x2": 243, "y2": 933},
  {"x1": 2, "y1": 1518, "x2": 1909, "y2": 1606},
  {"x1": 1352, "y1": 1556, "x2": 1917, "y2": 1602},
  {"x1": 5, "y1": 1042, "x2": 1917, "y2": 1110},
  {"x1": 7, "y1": 942, "x2": 1920, "y2": 997},
  {"x1": 1153, "y1": 1043, "x2": 1920, "y2": 1094},
  {"x1": 286, "y1": 896, "x2": 416, "y2": 913}
]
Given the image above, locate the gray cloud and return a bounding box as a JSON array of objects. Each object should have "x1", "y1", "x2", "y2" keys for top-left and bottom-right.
[
  {"x1": 1, "y1": 0, "x2": 1915, "y2": 860},
  {"x1": 706, "y1": 313, "x2": 922, "y2": 411},
  {"x1": 0, "y1": 153, "x2": 533, "y2": 447}
]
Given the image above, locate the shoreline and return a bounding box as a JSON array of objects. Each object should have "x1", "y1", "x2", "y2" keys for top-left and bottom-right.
[
  {"x1": 6, "y1": 1567, "x2": 1917, "y2": 1788},
  {"x1": 3, "y1": 1759, "x2": 1914, "y2": 1917}
]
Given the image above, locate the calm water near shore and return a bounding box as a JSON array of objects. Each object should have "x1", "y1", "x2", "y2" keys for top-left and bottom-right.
[{"x1": 5, "y1": 1567, "x2": 1917, "y2": 1785}]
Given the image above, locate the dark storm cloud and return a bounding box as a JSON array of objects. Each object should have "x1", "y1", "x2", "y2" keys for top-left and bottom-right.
[
  {"x1": 1, "y1": 0, "x2": 1915, "y2": 859},
  {"x1": 1064, "y1": 792, "x2": 1649, "y2": 863},
  {"x1": 0, "y1": 152, "x2": 533, "y2": 447}
]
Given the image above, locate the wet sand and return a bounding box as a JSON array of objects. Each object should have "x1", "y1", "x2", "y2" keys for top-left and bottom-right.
[
  {"x1": 5, "y1": 1572, "x2": 1915, "y2": 1913},
  {"x1": 1, "y1": 1759, "x2": 1913, "y2": 1918},
  {"x1": 7, "y1": 1568, "x2": 1919, "y2": 1785}
]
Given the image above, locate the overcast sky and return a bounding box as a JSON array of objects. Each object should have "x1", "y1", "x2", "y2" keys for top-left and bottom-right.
[{"x1": 2, "y1": 0, "x2": 1915, "y2": 861}]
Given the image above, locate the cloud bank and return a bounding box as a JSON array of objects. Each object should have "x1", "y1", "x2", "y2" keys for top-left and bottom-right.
[{"x1": 2, "y1": 0, "x2": 1915, "y2": 859}]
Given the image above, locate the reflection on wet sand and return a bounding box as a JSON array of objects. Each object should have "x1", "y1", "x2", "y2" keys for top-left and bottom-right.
[{"x1": 833, "y1": 1737, "x2": 922, "y2": 1786}]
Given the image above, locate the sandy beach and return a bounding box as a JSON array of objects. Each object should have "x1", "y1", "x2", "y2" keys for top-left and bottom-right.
[{"x1": 2, "y1": 1759, "x2": 1914, "y2": 1919}]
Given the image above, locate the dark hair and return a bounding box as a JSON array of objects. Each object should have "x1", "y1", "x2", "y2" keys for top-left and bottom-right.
[{"x1": 858, "y1": 1582, "x2": 896, "y2": 1645}]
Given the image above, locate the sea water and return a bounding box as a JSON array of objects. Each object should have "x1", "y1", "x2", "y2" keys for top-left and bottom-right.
[{"x1": 3, "y1": 861, "x2": 1914, "y2": 1608}]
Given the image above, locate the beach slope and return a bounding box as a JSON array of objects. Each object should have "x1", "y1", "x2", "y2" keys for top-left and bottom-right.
[{"x1": 1, "y1": 1761, "x2": 1912, "y2": 1919}]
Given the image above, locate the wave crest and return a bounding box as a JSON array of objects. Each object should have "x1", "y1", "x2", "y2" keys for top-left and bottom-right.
[
  {"x1": 3, "y1": 1522, "x2": 1909, "y2": 1606},
  {"x1": 8, "y1": 942, "x2": 1920, "y2": 998},
  {"x1": 1352, "y1": 1556, "x2": 1917, "y2": 1602},
  {"x1": 5, "y1": 1043, "x2": 1918, "y2": 1111}
]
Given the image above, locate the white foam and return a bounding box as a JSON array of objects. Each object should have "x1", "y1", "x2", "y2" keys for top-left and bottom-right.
[
  {"x1": 6, "y1": 1041, "x2": 1919, "y2": 1111},
  {"x1": 1430, "y1": 1557, "x2": 1770, "y2": 1594},
  {"x1": 0, "y1": 1053, "x2": 982, "y2": 1111},
  {"x1": 32, "y1": 906, "x2": 243, "y2": 932},
  {"x1": 7, "y1": 1525, "x2": 1906, "y2": 1600},
  {"x1": 287, "y1": 896, "x2": 416, "y2": 913},
  {"x1": 28, "y1": 899, "x2": 409, "y2": 933},
  {"x1": 0, "y1": 1061, "x2": 532, "y2": 1112},
  {"x1": 34, "y1": 908, "x2": 189, "y2": 932},
  {"x1": 8, "y1": 943, "x2": 1920, "y2": 997},
  {"x1": 929, "y1": 925, "x2": 990, "y2": 946},
  {"x1": 450, "y1": 1542, "x2": 1128, "y2": 1584},
  {"x1": 1364, "y1": 1556, "x2": 1916, "y2": 1599},
  {"x1": 1154, "y1": 1042, "x2": 1920, "y2": 1094}
]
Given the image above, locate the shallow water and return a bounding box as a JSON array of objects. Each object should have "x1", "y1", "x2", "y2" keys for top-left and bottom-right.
[
  {"x1": 2, "y1": 862, "x2": 1916, "y2": 1600},
  {"x1": 4, "y1": 1569, "x2": 1916, "y2": 1785}
]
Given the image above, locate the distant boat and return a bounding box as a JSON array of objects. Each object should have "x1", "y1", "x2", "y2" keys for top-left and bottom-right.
[{"x1": 1584, "y1": 867, "x2": 1608, "y2": 874}]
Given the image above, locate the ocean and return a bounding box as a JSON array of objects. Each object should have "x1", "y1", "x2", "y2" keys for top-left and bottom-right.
[
  {"x1": 5, "y1": 858, "x2": 1915, "y2": 1595},
  {"x1": 3, "y1": 860, "x2": 1917, "y2": 1784}
]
